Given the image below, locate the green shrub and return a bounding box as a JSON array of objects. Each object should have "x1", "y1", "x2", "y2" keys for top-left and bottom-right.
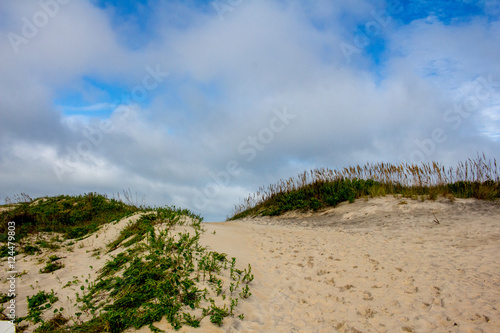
[{"x1": 40, "y1": 261, "x2": 64, "y2": 274}]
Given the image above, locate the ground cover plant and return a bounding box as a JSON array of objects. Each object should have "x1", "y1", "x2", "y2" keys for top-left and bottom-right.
[
  {"x1": 25, "y1": 290, "x2": 59, "y2": 324},
  {"x1": 66, "y1": 211, "x2": 252, "y2": 332},
  {"x1": 0, "y1": 195, "x2": 253, "y2": 332},
  {"x1": 229, "y1": 154, "x2": 500, "y2": 219}
]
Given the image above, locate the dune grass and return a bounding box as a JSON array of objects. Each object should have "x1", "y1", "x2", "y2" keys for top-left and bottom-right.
[{"x1": 229, "y1": 154, "x2": 500, "y2": 220}]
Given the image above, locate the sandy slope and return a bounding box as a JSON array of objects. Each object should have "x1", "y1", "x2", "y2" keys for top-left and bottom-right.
[
  {"x1": 2, "y1": 197, "x2": 500, "y2": 332},
  {"x1": 183, "y1": 196, "x2": 500, "y2": 333}
]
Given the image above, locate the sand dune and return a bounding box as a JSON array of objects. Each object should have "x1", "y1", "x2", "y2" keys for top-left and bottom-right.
[
  {"x1": 3, "y1": 196, "x2": 500, "y2": 332},
  {"x1": 190, "y1": 196, "x2": 500, "y2": 333}
]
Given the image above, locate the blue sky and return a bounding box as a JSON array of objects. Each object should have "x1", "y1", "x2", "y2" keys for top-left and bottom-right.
[{"x1": 1, "y1": 0, "x2": 499, "y2": 221}]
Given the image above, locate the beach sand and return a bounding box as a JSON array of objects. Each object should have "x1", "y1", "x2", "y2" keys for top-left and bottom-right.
[{"x1": 3, "y1": 196, "x2": 500, "y2": 332}]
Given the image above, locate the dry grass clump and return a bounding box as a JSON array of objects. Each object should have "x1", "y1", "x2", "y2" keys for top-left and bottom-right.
[{"x1": 229, "y1": 154, "x2": 499, "y2": 220}]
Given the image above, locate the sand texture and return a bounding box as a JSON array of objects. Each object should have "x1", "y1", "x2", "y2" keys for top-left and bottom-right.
[{"x1": 2, "y1": 197, "x2": 500, "y2": 332}]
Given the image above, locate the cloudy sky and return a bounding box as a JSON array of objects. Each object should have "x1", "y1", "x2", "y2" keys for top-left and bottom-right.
[{"x1": 1, "y1": 0, "x2": 499, "y2": 221}]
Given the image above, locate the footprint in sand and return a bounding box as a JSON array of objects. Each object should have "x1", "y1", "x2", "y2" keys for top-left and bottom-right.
[
  {"x1": 307, "y1": 256, "x2": 314, "y2": 268},
  {"x1": 324, "y1": 278, "x2": 336, "y2": 286},
  {"x1": 363, "y1": 291, "x2": 374, "y2": 300},
  {"x1": 316, "y1": 269, "x2": 329, "y2": 276}
]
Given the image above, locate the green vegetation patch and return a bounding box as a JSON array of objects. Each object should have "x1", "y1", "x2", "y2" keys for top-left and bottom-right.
[
  {"x1": 231, "y1": 178, "x2": 386, "y2": 219},
  {"x1": 40, "y1": 258, "x2": 65, "y2": 274},
  {"x1": 107, "y1": 206, "x2": 201, "y2": 252},
  {"x1": 71, "y1": 217, "x2": 252, "y2": 332},
  {"x1": 0, "y1": 193, "x2": 138, "y2": 241},
  {"x1": 23, "y1": 244, "x2": 42, "y2": 255},
  {"x1": 0, "y1": 244, "x2": 16, "y2": 258},
  {"x1": 25, "y1": 290, "x2": 59, "y2": 324}
]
